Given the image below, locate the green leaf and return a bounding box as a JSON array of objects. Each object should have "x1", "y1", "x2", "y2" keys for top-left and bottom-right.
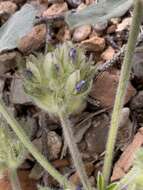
[
  {"x1": 0, "y1": 4, "x2": 38, "y2": 52},
  {"x1": 97, "y1": 172, "x2": 105, "y2": 190},
  {"x1": 65, "y1": 0, "x2": 133, "y2": 29}
]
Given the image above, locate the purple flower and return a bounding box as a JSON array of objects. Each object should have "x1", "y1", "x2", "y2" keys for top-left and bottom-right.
[
  {"x1": 76, "y1": 185, "x2": 82, "y2": 190},
  {"x1": 23, "y1": 69, "x2": 33, "y2": 80},
  {"x1": 54, "y1": 64, "x2": 60, "y2": 72},
  {"x1": 69, "y1": 48, "x2": 77, "y2": 61},
  {"x1": 76, "y1": 80, "x2": 86, "y2": 92}
]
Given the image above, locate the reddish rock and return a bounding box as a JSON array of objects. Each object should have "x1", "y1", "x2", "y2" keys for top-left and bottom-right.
[
  {"x1": 18, "y1": 24, "x2": 46, "y2": 54},
  {"x1": 107, "y1": 24, "x2": 117, "y2": 34},
  {"x1": 85, "y1": 0, "x2": 95, "y2": 5},
  {"x1": 77, "y1": 3, "x2": 87, "y2": 10},
  {"x1": 0, "y1": 1, "x2": 17, "y2": 16},
  {"x1": 69, "y1": 163, "x2": 94, "y2": 186},
  {"x1": 0, "y1": 173, "x2": 11, "y2": 190},
  {"x1": 101, "y1": 46, "x2": 115, "y2": 61},
  {"x1": 73, "y1": 25, "x2": 92, "y2": 42},
  {"x1": 81, "y1": 36, "x2": 105, "y2": 52},
  {"x1": 0, "y1": 170, "x2": 37, "y2": 190},
  {"x1": 111, "y1": 128, "x2": 143, "y2": 181},
  {"x1": 116, "y1": 17, "x2": 132, "y2": 32},
  {"x1": 90, "y1": 71, "x2": 136, "y2": 108},
  {"x1": 94, "y1": 22, "x2": 108, "y2": 33},
  {"x1": 56, "y1": 26, "x2": 71, "y2": 42},
  {"x1": 42, "y1": 2, "x2": 68, "y2": 17}
]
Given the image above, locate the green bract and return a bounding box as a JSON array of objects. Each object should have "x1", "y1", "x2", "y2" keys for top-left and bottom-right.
[
  {"x1": 24, "y1": 42, "x2": 95, "y2": 115},
  {"x1": 0, "y1": 119, "x2": 26, "y2": 172}
]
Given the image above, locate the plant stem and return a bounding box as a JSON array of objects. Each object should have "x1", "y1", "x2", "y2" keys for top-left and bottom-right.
[
  {"x1": 9, "y1": 169, "x2": 22, "y2": 190},
  {"x1": 103, "y1": 0, "x2": 143, "y2": 185},
  {"x1": 59, "y1": 111, "x2": 92, "y2": 190},
  {"x1": 0, "y1": 99, "x2": 75, "y2": 190}
]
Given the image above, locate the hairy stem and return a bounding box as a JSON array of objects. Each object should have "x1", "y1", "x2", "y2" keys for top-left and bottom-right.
[
  {"x1": 9, "y1": 169, "x2": 22, "y2": 190},
  {"x1": 103, "y1": 0, "x2": 143, "y2": 185},
  {"x1": 59, "y1": 111, "x2": 92, "y2": 190},
  {"x1": 0, "y1": 99, "x2": 75, "y2": 190}
]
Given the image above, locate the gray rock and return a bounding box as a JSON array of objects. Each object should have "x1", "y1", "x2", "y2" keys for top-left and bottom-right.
[
  {"x1": 47, "y1": 131, "x2": 62, "y2": 160},
  {"x1": 10, "y1": 78, "x2": 31, "y2": 104},
  {"x1": 73, "y1": 25, "x2": 91, "y2": 42},
  {"x1": 130, "y1": 91, "x2": 143, "y2": 124},
  {"x1": 66, "y1": 0, "x2": 82, "y2": 8},
  {"x1": 0, "y1": 52, "x2": 17, "y2": 75},
  {"x1": 132, "y1": 48, "x2": 143, "y2": 85}
]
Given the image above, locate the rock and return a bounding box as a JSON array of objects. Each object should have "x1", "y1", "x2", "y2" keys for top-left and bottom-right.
[
  {"x1": 29, "y1": 163, "x2": 44, "y2": 180},
  {"x1": 101, "y1": 46, "x2": 115, "y2": 61},
  {"x1": 10, "y1": 78, "x2": 31, "y2": 104},
  {"x1": 85, "y1": 0, "x2": 95, "y2": 5},
  {"x1": 130, "y1": 91, "x2": 143, "y2": 124},
  {"x1": 77, "y1": 3, "x2": 87, "y2": 10},
  {"x1": 111, "y1": 128, "x2": 143, "y2": 181},
  {"x1": 39, "y1": 0, "x2": 49, "y2": 5},
  {"x1": 82, "y1": 108, "x2": 133, "y2": 161},
  {"x1": 52, "y1": 159, "x2": 70, "y2": 168},
  {"x1": 0, "y1": 174, "x2": 11, "y2": 190},
  {"x1": 110, "y1": 18, "x2": 121, "y2": 25},
  {"x1": 131, "y1": 91, "x2": 143, "y2": 110},
  {"x1": 56, "y1": 26, "x2": 71, "y2": 42},
  {"x1": 0, "y1": 170, "x2": 37, "y2": 190},
  {"x1": 66, "y1": 0, "x2": 82, "y2": 8},
  {"x1": 116, "y1": 17, "x2": 132, "y2": 32},
  {"x1": 18, "y1": 24, "x2": 46, "y2": 54},
  {"x1": 107, "y1": 24, "x2": 117, "y2": 34},
  {"x1": 93, "y1": 22, "x2": 108, "y2": 33},
  {"x1": 47, "y1": 131, "x2": 62, "y2": 160},
  {"x1": 69, "y1": 163, "x2": 94, "y2": 186},
  {"x1": 132, "y1": 47, "x2": 143, "y2": 87},
  {"x1": 18, "y1": 170, "x2": 37, "y2": 190},
  {"x1": 0, "y1": 52, "x2": 17, "y2": 75},
  {"x1": 32, "y1": 138, "x2": 43, "y2": 153},
  {"x1": 73, "y1": 25, "x2": 92, "y2": 42},
  {"x1": 90, "y1": 71, "x2": 136, "y2": 107},
  {"x1": 81, "y1": 36, "x2": 105, "y2": 52},
  {"x1": 84, "y1": 113, "x2": 109, "y2": 158},
  {"x1": 0, "y1": 1, "x2": 17, "y2": 20},
  {"x1": 42, "y1": 2, "x2": 68, "y2": 17}
]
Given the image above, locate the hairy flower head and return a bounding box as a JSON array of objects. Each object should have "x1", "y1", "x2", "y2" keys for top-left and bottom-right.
[{"x1": 24, "y1": 42, "x2": 95, "y2": 115}]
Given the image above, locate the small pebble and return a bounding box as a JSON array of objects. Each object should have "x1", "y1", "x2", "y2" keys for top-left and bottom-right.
[{"x1": 73, "y1": 25, "x2": 92, "y2": 42}]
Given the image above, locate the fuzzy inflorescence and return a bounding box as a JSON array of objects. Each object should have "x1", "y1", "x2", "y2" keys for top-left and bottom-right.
[{"x1": 24, "y1": 42, "x2": 95, "y2": 115}]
